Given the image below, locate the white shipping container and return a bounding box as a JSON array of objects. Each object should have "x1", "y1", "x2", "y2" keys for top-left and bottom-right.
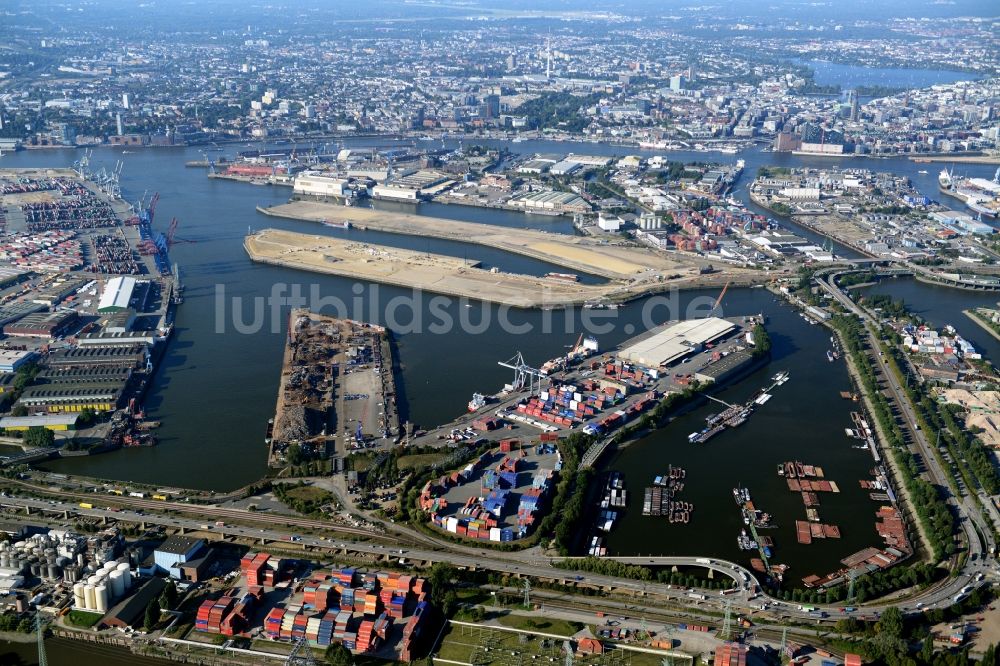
[
  {"x1": 446, "y1": 517, "x2": 458, "y2": 533},
  {"x1": 573, "y1": 392, "x2": 582, "y2": 402},
  {"x1": 490, "y1": 527, "x2": 501, "y2": 542}
]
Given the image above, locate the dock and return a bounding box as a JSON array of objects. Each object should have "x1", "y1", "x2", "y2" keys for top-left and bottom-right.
[
  {"x1": 689, "y1": 371, "x2": 788, "y2": 444},
  {"x1": 268, "y1": 310, "x2": 399, "y2": 468}
]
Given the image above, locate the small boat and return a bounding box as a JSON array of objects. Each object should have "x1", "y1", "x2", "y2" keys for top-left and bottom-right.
[
  {"x1": 322, "y1": 219, "x2": 352, "y2": 230},
  {"x1": 918, "y1": 170, "x2": 928, "y2": 174},
  {"x1": 827, "y1": 350, "x2": 835, "y2": 362}
]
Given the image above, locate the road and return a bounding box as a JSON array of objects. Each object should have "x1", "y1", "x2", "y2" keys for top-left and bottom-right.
[{"x1": 813, "y1": 269, "x2": 998, "y2": 609}]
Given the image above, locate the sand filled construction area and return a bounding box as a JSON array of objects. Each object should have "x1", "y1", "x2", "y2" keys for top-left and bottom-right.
[
  {"x1": 245, "y1": 228, "x2": 621, "y2": 307},
  {"x1": 258, "y1": 201, "x2": 702, "y2": 280}
]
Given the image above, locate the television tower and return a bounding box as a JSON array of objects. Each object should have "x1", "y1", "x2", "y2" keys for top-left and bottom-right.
[{"x1": 545, "y1": 34, "x2": 552, "y2": 79}]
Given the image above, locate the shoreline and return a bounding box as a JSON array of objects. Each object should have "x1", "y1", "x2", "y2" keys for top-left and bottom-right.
[{"x1": 964, "y1": 308, "x2": 1000, "y2": 343}]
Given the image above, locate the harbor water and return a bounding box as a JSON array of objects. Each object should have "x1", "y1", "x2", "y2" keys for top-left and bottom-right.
[{"x1": 0, "y1": 143, "x2": 993, "y2": 577}]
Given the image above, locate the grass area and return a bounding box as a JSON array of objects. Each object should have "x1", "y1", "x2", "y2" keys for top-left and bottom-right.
[
  {"x1": 436, "y1": 623, "x2": 682, "y2": 666},
  {"x1": 495, "y1": 614, "x2": 585, "y2": 637},
  {"x1": 397, "y1": 452, "x2": 448, "y2": 469},
  {"x1": 65, "y1": 610, "x2": 102, "y2": 628},
  {"x1": 281, "y1": 485, "x2": 333, "y2": 503}
]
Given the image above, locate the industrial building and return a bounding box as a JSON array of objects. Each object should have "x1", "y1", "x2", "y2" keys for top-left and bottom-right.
[
  {"x1": 0, "y1": 414, "x2": 80, "y2": 432},
  {"x1": 77, "y1": 331, "x2": 157, "y2": 347},
  {"x1": 3, "y1": 310, "x2": 78, "y2": 338},
  {"x1": 153, "y1": 536, "x2": 206, "y2": 580},
  {"x1": 510, "y1": 190, "x2": 591, "y2": 214},
  {"x1": 617, "y1": 317, "x2": 737, "y2": 368},
  {"x1": 0, "y1": 349, "x2": 37, "y2": 373},
  {"x1": 47, "y1": 345, "x2": 148, "y2": 369},
  {"x1": 18, "y1": 384, "x2": 124, "y2": 413},
  {"x1": 101, "y1": 577, "x2": 167, "y2": 630},
  {"x1": 293, "y1": 172, "x2": 350, "y2": 199},
  {"x1": 97, "y1": 276, "x2": 137, "y2": 313}
]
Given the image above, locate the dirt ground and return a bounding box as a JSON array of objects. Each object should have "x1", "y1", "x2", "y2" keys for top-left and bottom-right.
[{"x1": 245, "y1": 228, "x2": 613, "y2": 307}]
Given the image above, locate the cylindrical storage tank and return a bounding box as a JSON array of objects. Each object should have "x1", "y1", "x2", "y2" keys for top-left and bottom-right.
[
  {"x1": 47, "y1": 564, "x2": 58, "y2": 580},
  {"x1": 73, "y1": 582, "x2": 86, "y2": 608},
  {"x1": 103, "y1": 561, "x2": 117, "y2": 573},
  {"x1": 116, "y1": 563, "x2": 131, "y2": 590},
  {"x1": 1, "y1": 553, "x2": 9, "y2": 568},
  {"x1": 30, "y1": 563, "x2": 40, "y2": 577},
  {"x1": 76, "y1": 553, "x2": 85, "y2": 567},
  {"x1": 95, "y1": 584, "x2": 108, "y2": 613},
  {"x1": 109, "y1": 570, "x2": 125, "y2": 599},
  {"x1": 84, "y1": 584, "x2": 96, "y2": 610},
  {"x1": 87, "y1": 575, "x2": 100, "y2": 586}
]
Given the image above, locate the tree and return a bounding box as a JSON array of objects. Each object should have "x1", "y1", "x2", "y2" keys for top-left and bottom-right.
[
  {"x1": 78, "y1": 408, "x2": 96, "y2": 427},
  {"x1": 143, "y1": 598, "x2": 160, "y2": 631},
  {"x1": 24, "y1": 427, "x2": 55, "y2": 448},
  {"x1": 326, "y1": 642, "x2": 353, "y2": 666},
  {"x1": 286, "y1": 442, "x2": 305, "y2": 466},
  {"x1": 10, "y1": 405, "x2": 27, "y2": 417},
  {"x1": 427, "y1": 562, "x2": 455, "y2": 609},
  {"x1": 159, "y1": 581, "x2": 178, "y2": 609}
]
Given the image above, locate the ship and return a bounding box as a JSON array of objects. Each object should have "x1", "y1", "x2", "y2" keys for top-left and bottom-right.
[
  {"x1": 468, "y1": 393, "x2": 487, "y2": 412},
  {"x1": 827, "y1": 350, "x2": 835, "y2": 362},
  {"x1": 322, "y1": 219, "x2": 352, "y2": 230},
  {"x1": 939, "y1": 167, "x2": 1000, "y2": 219},
  {"x1": 545, "y1": 272, "x2": 579, "y2": 282}
]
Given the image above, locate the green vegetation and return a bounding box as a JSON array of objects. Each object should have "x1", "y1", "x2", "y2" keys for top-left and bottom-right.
[
  {"x1": 397, "y1": 452, "x2": 448, "y2": 470},
  {"x1": 517, "y1": 92, "x2": 600, "y2": 132},
  {"x1": 66, "y1": 609, "x2": 103, "y2": 628},
  {"x1": 751, "y1": 324, "x2": 771, "y2": 359},
  {"x1": 274, "y1": 482, "x2": 334, "y2": 517},
  {"x1": 837, "y1": 270, "x2": 878, "y2": 288},
  {"x1": 143, "y1": 598, "x2": 161, "y2": 631},
  {"x1": 0, "y1": 611, "x2": 33, "y2": 633},
  {"x1": 23, "y1": 427, "x2": 55, "y2": 448},
  {"x1": 495, "y1": 615, "x2": 583, "y2": 636},
  {"x1": 756, "y1": 166, "x2": 792, "y2": 178},
  {"x1": 160, "y1": 580, "x2": 178, "y2": 610},
  {"x1": 832, "y1": 314, "x2": 955, "y2": 562},
  {"x1": 769, "y1": 201, "x2": 794, "y2": 216}
]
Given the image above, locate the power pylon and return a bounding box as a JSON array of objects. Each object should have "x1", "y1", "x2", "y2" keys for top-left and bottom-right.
[
  {"x1": 35, "y1": 613, "x2": 47, "y2": 666},
  {"x1": 720, "y1": 598, "x2": 733, "y2": 640},
  {"x1": 286, "y1": 636, "x2": 317, "y2": 665},
  {"x1": 522, "y1": 579, "x2": 531, "y2": 608}
]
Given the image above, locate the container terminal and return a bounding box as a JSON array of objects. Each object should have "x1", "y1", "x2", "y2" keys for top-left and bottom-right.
[
  {"x1": 0, "y1": 168, "x2": 182, "y2": 459},
  {"x1": 268, "y1": 309, "x2": 399, "y2": 469},
  {"x1": 408, "y1": 315, "x2": 769, "y2": 546}
]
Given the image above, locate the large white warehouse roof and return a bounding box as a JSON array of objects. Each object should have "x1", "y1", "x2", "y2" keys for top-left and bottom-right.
[
  {"x1": 97, "y1": 276, "x2": 136, "y2": 313},
  {"x1": 618, "y1": 317, "x2": 736, "y2": 367}
]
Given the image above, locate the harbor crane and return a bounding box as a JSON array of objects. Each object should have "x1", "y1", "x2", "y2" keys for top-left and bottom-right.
[
  {"x1": 710, "y1": 279, "x2": 730, "y2": 316},
  {"x1": 498, "y1": 352, "x2": 545, "y2": 395}
]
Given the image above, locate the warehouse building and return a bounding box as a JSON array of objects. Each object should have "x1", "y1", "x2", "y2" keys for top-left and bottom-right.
[
  {"x1": 97, "y1": 276, "x2": 137, "y2": 313},
  {"x1": 510, "y1": 190, "x2": 591, "y2": 214},
  {"x1": 18, "y1": 384, "x2": 124, "y2": 413},
  {"x1": 47, "y1": 345, "x2": 148, "y2": 370},
  {"x1": 0, "y1": 414, "x2": 80, "y2": 432},
  {"x1": 101, "y1": 577, "x2": 167, "y2": 630},
  {"x1": 3, "y1": 310, "x2": 78, "y2": 338},
  {"x1": 0, "y1": 350, "x2": 37, "y2": 373},
  {"x1": 37, "y1": 367, "x2": 133, "y2": 385},
  {"x1": 371, "y1": 184, "x2": 420, "y2": 202},
  {"x1": 618, "y1": 317, "x2": 737, "y2": 368},
  {"x1": 77, "y1": 331, "x2": 157, "y2": 348},
  {"x1": 293, "y1": 172, "x2": 350, "y2": 199},
  {"x1": 0, "y1": 302, "x2": 46, "y2": 328},
  {"x1": 153, "y1": 536, "x2": 206, "y2": 580}
]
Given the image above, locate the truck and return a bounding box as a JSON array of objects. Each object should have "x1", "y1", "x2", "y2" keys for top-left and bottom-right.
[
  {"x1": 695, "y1": 558, "x2": 711, "y2": 565},
  {"x1": 215, "y1": 521, "x2": 225, "y2": 527},
  {"x1": 688, "y1": 593, "x2": 707, "y2": 601},
  {"x1": 78, "y1": 502, "x2": 93, "y2": 509}
]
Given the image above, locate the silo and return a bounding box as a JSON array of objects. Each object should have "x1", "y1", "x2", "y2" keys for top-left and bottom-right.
[
  {"x1": 95, "y1": 584, "x2": 108, "y2": 613},
  {"x1": 30, "y1": 563, "x2": 40, "y2": 577},
  {"x1": 87, "y1": 574, "x2": 100, "y2": 586},
  {"x1": 116, "y1": 562, "x2": 131, "y2": 590},
  {"x1": 109, "y1": 570, "x2": 125, "y2": 599},
  {"x1": 84, "y1": 584, "x2": 96, "y2": 610},
  {"x1": 1, "y1": 552, "x2": 10, "y2": 568},
  {"x1": 47, "y1": 564, "x2": 58, "y2": 580},
  {"x1": 76, "y1": 553, "x2": 85, "y2": 567},
  {"x1": 103, "y1": 561, "x2": 117, "y2": 574},
  {"x1": 73, "y1": 582, "x2": 86, "y2": 609}
]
